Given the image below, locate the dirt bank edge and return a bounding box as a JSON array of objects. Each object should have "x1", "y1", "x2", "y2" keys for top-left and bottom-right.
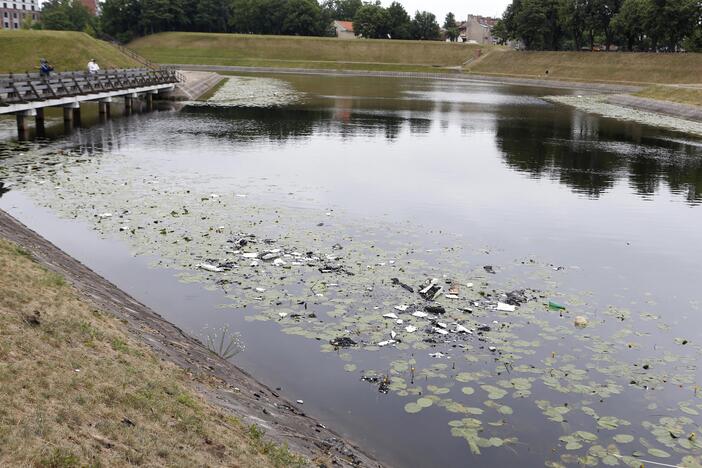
[{"x1": 0, "y1": 208, "x2": 383, "y2": 468}]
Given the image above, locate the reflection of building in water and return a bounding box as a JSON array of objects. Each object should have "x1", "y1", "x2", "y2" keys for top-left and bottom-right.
[{"x1": 332, "y1": 96, "x2": 353, "y2": 123}]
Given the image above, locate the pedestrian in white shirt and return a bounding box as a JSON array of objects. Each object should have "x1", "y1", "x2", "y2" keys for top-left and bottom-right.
[{"x1": 87, "y1": 59, "x2": 100, "y2": 74}]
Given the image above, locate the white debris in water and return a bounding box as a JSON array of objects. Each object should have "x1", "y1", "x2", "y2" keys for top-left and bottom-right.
[
  {"x1": 97, "y1": 213, "x2": 112, "y2": 218},
  {"x1": 394, "y1": 305, "x2": 409, "y2": 312},
  {"x1": 429, "y1": 352, "x2": 445, "y2": 358},
  {"x1": 242, "y1": 252, "x2": 259, "y2": 259},
  {"x1": 383, "y1": 313, "x2": 399, "y2": 320},
  {"x1": 278, "y1": 312, "x2": 288, "y2": 318},
  {"x1": 405, "y1": 325, "x2": 418, "y2": 333},
  {"x1": 497, "y1": 302, "x2": 517, "y2": 312},
  {"x1": 412, "y1": 311, "x2": 429, "y2": 318},
  {"x1": 377, "y1": 340, "x2": 396, "y2": 347},
  {"x1": 197, "y1": 263, "x2": 224, "y2": 273}
]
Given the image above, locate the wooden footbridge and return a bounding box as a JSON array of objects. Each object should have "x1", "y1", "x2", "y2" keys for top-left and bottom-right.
[{"x1": 0, "y1": 68, "x2": 181, "y2": 137}]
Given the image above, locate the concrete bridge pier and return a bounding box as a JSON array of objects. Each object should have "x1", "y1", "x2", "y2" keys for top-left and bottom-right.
[
  {"x1": 146, "y1": 91, "x2": 156, "y2": 111},
  {"x1": 35, "y1": 108, "x2": 45, "y2": 138},
  {"x1": 63, "y1": 102, "x2": 80, "y2": 132},
  {"x1": 99, "y1": 98, "x2": 112, "y2": 120},
  {"x1": 15, "y1": 109, "x2": 36, "y2": 140}
]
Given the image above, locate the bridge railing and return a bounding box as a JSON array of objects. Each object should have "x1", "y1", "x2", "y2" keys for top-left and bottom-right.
[{"x1": 0, "y1": 68, "x2": 180, "y2": 106}]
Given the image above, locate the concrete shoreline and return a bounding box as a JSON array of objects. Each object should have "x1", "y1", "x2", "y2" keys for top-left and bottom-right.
[{"x1": 0, "y1": 208, "x2": 382, "y2": 467}]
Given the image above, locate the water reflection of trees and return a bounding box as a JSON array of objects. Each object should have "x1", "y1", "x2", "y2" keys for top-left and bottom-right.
[
  {"x1": 183, "y1": 106, "x2": 428, "y2": 142},
  {"x1": 496, "y1": 108, "x2": 702, "y2": 204}
]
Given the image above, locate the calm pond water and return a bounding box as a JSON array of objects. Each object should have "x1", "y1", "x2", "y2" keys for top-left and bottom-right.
[{"x1": 1, "y1": 74, "x2": 702, "y2": 468}]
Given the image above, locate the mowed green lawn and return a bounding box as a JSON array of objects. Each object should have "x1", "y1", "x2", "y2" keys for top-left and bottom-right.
[
  {"x1": 467, "y1": 49, "x2": 702, "y2": 85},
  {"x1": 130, "y1": 32, "x2": 484, "y2": 70},
  {"x1": 0, "y1": 30, "x2": 138, "y2": 74}
]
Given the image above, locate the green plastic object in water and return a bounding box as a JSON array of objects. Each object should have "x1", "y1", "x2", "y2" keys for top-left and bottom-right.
[{"x1": 548, "y1": 301, "x2": 566, "y2": 311}]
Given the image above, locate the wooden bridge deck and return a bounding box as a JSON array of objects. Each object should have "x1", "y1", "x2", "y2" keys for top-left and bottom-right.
[{"x1": 0, "y1": 68, "x2": 180, "y2": 115}]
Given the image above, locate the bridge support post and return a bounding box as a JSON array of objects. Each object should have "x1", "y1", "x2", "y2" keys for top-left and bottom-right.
[
  {"x1": 15, "y1": 109, "x2": 35, "y2": 139},
  {"x1": 63, "y1": 102, "x2": 80, "y2": 131},
  {"x1": 63, "y1": 107, "x2": 74, "y2": 123},
  {"x1": 73, "y1": 108, "x2": 82, "y2": 127},
  {"x1": 99, "y1": 101, "x2": 110, "y2": 118},
  {"x1": 35, "y1": 108, "x2": 45, "y2": 137},
  {"x1": 146, "y1": 93, "x2": 154, "y2": 111},
  {"x1": 124, "y1": 96, "x2": 132, "y2": 113}
]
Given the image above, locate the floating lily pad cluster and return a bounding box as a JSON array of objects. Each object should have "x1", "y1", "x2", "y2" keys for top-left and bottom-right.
[{"x1": 1, "y1": 136, "x2": 701, "y2": 467}]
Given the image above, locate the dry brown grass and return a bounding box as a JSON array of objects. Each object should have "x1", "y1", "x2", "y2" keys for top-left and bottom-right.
[
  {"x1": 634, "y1": 85, "x2": 702, "y2": 107},
  {"x1": 0, "y1": 239, "x2": 305, "y2": 467},
  {"x1": 467, "y1": 49, "x2": 702, "y2": 85}
]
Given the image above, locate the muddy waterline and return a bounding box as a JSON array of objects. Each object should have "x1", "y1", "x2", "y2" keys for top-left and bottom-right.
[{"x1": 1, "y1": 74, "x2": 701, "y2": 467}]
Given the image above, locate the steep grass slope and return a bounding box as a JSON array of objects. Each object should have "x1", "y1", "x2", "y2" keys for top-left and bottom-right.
[
  {"x1": 130, "y1": 32, "x2": 484, "y2": 69},
  {"x1": 467, "y1": 49, "x2": 702, "y2": 85},
  {"x1": 0, "y1": 30, "x2": 139, "y2": 74}
]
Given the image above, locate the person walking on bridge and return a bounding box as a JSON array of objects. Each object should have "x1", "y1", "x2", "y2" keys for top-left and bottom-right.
[
  {"x1": 87, "y1": 59, "x2": 100, "y2": 74},
  {"x1": 39, "y1": 58, "x2": 54, "y2": 78}
]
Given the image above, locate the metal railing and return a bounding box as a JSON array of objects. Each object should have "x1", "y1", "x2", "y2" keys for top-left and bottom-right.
[{"x1": 0, "y1": 68, "x2": 180, "y2": 106}]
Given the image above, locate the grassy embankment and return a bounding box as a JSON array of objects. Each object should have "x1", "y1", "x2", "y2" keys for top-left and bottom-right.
[
  {"x1": 130, "y1": 32, "x2": 485, "y2": 73},
  {"x1": 465, "y1": 48, "x2": 702, "y2": 86},
  {"x1": 0, "y1": 30, "x2": 139, "y2": 74},
  {"x1": 0, "y1": 238, "x2": 304, "y2": 467},
  {"x1": 634, "y1": 85, "x2": 702, "y2": 107}
]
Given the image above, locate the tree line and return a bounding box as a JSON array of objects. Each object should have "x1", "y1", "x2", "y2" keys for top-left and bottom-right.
[
  {"x1": 494, "y1": 0, "x2": 702, "y2": 52},
  {"x1": 37, "y1": 0, "x2": 455, "y2": 43}
]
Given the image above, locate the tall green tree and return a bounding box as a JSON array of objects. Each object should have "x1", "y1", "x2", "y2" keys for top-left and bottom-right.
[
  {"x1": 559, "y1": 0, "x2": 587, "y2": 50},
  {"x1": 411, "y1": 10, "x2": 440, "y2": 40},
  {"x1": 611, "y1": 0, "x2": 647, "y2": 50},
  {"x1": 282, "y1": 0, "x2": 324, "y2": 36},
  {"x1": 353, "y1": 1, "x2": 390, "y2": 38},
  {"x1": 585, "y1": 0, "x2": 622, "y2": 50},
  {"x1": 321, "y1": 0, "x2": 362, "y2": 20},
  {"x1": 444, "y1": 12, "x2": 459, "y2": 41},
  {"x1": 193, "y1": 0, "x2": 230, "y2": 32},
  {"x1": 41, "y1": 0, "x2": 92, "y2": 32},
  {"x1": 386, "y1": 1, "x2": 411, "y2": 39},
  {"x1": 514, "y1": 0, "x2": 550, "y2": 49}
]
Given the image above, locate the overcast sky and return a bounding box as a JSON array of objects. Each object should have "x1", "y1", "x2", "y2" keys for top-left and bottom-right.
[{"x1": 381, "y1": 0, "x2": 511, "y2": 22}]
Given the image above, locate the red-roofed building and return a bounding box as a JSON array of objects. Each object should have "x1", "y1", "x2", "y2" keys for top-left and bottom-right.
[{"x1": 333, "y1": 20, "x2": 356, "y2": 39}]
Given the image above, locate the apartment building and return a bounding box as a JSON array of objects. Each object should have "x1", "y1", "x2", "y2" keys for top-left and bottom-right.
[{"x1": 1, "y1": 0, "x2": 40, "y2": 29}]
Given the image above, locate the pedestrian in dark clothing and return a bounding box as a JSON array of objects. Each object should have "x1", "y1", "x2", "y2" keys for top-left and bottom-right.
[{"x1": 39, "y1": 59, "x2": 54, "y2": 78}]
